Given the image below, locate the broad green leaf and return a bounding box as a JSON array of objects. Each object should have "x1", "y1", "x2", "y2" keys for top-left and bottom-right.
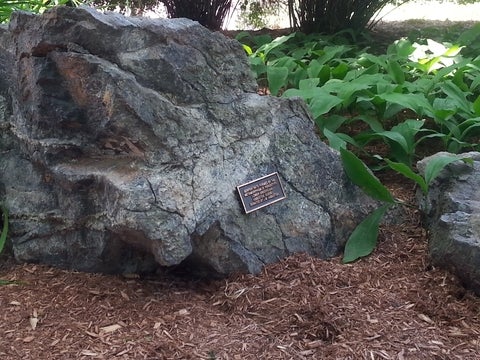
[
  {"x1": 442, "y1": 118, "x2": 462, "y2": 139},
  {"x1": 309, "y1": 94, "x2": 343, "y2": 118},
  {"x1": 313, "y1": 45, "x2": 351, "y2": 65},
  {"x1": 291, "y1": 47, "x2": 308, "y2": 60},
  {"x1": 299, "y1": 78, "x2": 320, "y2": 90},
  {"x1": 443, "y1": 43, "x2": 463, "y2": 57},
  {"x1": 387, "y1": 60, "x2": 405, "y2": 84},
  {"x1": 307, "y1": 59, "x2": 323, "y2": 78},
  {"x1": 342, "y1": 204, "x2": 390, "y2": 263},
  {"x1": 385, "y1": 159, "x2": 428, "y2": 194},
  {"x1": 361, "y1": 64, "x2": 380, "y2": 76},
  {"x1": 252, "y1": 34, "x2": 273, "y2": 48},
  {"x1": 283, "y1": 87, "x2": 323, "y2": 100},
  {"x1": 323, "y1": 128, "x2": 346, "y2": 150},
  {"x1": 332, "y1": 62, "x2": 349, "y2": 79},
  {"x1": 242, "y1": 44, "x2": 253, "y2": 56},
  {"x1": 377, "y1": 79, "x2": 400, "y2": 95},
  {"x1": 383, "y1": 102, "x2": 408, "y2": 120},
  {"x1": 321, "y1": 77, "x2": 374, "y2": 103},
  {"x1": 321, "y1": 114, "x2": 350, "y2": 133},
  {"x1": 460, "y1": 117, "x2": 480, "y2": 139},
  {"x1": 235, "y1": 31, "x2": 252, "y2": 42},
  {"x1": 424, "y1": 154, "x2": 472, "y2": 186},
  {"x1": 391, "y1": 38, "x2": 416, "y2": 58},
  {"x1": 473, "y1": 95, "x2": 480, "y2": 116},
  {"x1": 355, "y1": 115, "x2": 384, "y2": 133},
  {"x1": 357, "y1": 53, "x2": 387, "y2": 69},
  {"x1": 378, "y1": 131, "x2": 409, "y2": 154},
  {"x1": 318, "y1": 65, "x2": 331, "y2": 85},
  {"x1": 452, "y1": 69, "x2": 469, "y2": 92},
  {"x1": 378, "y1": 92, "x2": 433, "y2": 116},
  {"x1": 256, "y1": 33, "x2": 295, "y2": 58},
  {"x1": 249, "y1": 57, "x2": 266, "y2": 77},
  {"x1": 291, "y1": 67, "x2": 309, "y2": 88},
  {"x1": 340, "y1": 148, "x2": 395, "y2": 204},
  {"x1": 338, "y1": 79, "x2": 374, "y2": 102},
  {"x1": 440, "y1": 81, "x2": 473, "y2": 115},
  {"x1": 388, "y1": 119, "x2": 425, "y2": 160},
  {"x1": 0, "y1": 205, "x2": 8, "y2": 254},
  {"x1": 267, "y1": 66, "x2": 289, "y2": 96},
  {"x1": 323, "y1": 129, "x2": 357, "y2": 151},
  {"x1": 457, "y1": 23, "x2": 480, "y2": 47},
  {"x1": 432, "y1": 60, "x2": 469, "y2": 84},
  {"x1": 470, "y1": 65, "x2": 480, "y2": 91},
  {"x1": 432, "y1": 105, "x2": 456, "y2": 122}
]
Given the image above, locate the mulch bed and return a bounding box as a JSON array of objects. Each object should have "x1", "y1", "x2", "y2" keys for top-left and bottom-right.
[
  {"x1": 1, "y1": 178, "x2": 479, "y2": 359},
  {"x1": 1, "y1": 19, "x2": 480, "y2": 360}
]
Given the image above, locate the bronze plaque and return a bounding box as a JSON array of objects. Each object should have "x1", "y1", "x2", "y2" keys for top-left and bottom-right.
[{"x1": 237, "y1": 172, "x2": 286, "y2": 214}]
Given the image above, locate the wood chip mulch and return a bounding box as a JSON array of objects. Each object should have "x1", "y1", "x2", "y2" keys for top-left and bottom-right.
[{"x1": 1, "y1": 177, "x2": 480, "y2": 359}]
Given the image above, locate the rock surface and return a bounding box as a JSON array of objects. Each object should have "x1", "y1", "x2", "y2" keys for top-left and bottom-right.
[
  {"x1": 0, "y1": 6, "x2": 377, "y2": 275},
  {"x1": 418, "y1": 152, "x2": 480, "y2": 295}
]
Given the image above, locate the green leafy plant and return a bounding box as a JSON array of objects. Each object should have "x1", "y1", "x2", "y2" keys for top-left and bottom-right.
[
  {"x1": 243, "y1": 27, "x2": 480, "y2": 168},
  {"x1": 241, "y1": 23, "x2": 480, "y2": 262},
  {"x1": 0, "y1": 204, "x2": 15, "y2": 286},
  {"x1": 0, "y1": 0, "x2": 82, "y2": 23},
  {"x1": 340, "y1": 149, "x2": 472, "y2": 262},
  {"x1": 0, "y1": 204, "x2": 7, "y2": 255}
]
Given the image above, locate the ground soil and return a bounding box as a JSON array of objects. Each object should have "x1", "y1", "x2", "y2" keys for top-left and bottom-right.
[{"x1": 1, "y1": 20, "x2": 480, "y2": 360}]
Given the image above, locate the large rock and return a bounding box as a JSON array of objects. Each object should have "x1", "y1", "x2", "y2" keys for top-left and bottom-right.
[
  {"x1": 0, "y1": 6, "x2": 377, "y2": 276},
  {"x1": 418, "y1": 152, "x2": 480, "y2": 295}
]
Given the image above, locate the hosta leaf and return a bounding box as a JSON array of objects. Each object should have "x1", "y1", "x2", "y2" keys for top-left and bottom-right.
[
  {"x1": 378, "y1": 92, "x2": 433, "y2": 116},
  {"x1": 332, "y1": 62, "x2": 349, "y2": 79},
  {"x1": 473, "y1": 95, "x2": 480, "y2": 116},
  {"x1": 249, "y1": 57, "x2": 266, "y2": 77},
  {"x1": 340, "y1": 148, "x2": 395, "y2": 204},
  {"x1": 355, "y1": 115, "x2": 384, "y2": 133},
  {"x1": 342, "y1": 204, "x2": 390, "y2": 263},
  {"x1": 424, "y1": 154, "x2": 472, "y2": 186},
  {"x1": 389, "y1": 119, "x2": 425, "y2": 156},
  {"x1": 0, "y1": 205, "x2": 8, "y2": 254},
  {"x1": 385, "y1": 159, "x2": 428, "y2": 194},
  {"x1": 470, "y1": 69, "x2": 480, "y2": 91},
  {"x1": 460, "y1": 117, "x2": 480, "y2": 139},
  {"x1": 323, "y1": 129, "x2": 357, "y2": 151},
  {"x1": 256, "y1": 33, "x2": 295, "y2": 58},
  {"x1": 378, "y1": 130, "x2": 409, "y2": 154},
  {"x1": 267, "y1": 66, "x2": 289, "y2": 96},
  {"x1": 321, "y1": 114, "x2": 350, "y2": 133},
  {"x1": 283, "y1": 87, "x2": 324, "y2": 100},
  {"x1": 309, "y1": 94, "x2": 343, "y2": 118},
  {"x1": 387, "y1": 60, "x2": 405, "y2": 84},
  {"x1": 242, "y1": 44, "x2": 253, "y2": 56},
  {"x1": 440, "y1": 81, "x2": 472, "y2": 115},
  {"x1": 319, "y1": 64, "x2": 331, "y2": 85},
  {"x1": 307, "y1": 59, "x2": 323, "y2": 78},
  {"x1": 457, "y1": 23, "x2": 480, "y2": 46},
  {"x1": 299, "y1": 78, "x2": 320, "y2": 90},
  {"x1": 392, "y1": 38, "x2": 416, "y2": 58}
]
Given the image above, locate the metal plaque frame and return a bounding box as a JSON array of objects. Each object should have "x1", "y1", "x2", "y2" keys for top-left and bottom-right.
[{"x1": 236, "y1": 172, "x2": 286, "y2": 214}]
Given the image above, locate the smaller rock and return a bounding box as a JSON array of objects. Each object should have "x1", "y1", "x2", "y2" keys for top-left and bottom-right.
[{"x1": 418, "y1": 152, "x2": 480, "y2": 295}]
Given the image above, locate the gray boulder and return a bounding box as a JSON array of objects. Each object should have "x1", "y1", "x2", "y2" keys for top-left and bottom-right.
[
  {"x1": 0, "y1": 6, "x2": 377, "y2": 276},
  {"x1": 418, "y1": 152, "x2": 480, "y2": 295}
]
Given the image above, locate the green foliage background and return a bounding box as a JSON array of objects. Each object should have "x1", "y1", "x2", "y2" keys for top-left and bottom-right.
[
  {"x1": 0, "y1": 0, "x2": 84, "y2": 23},
  {"x1": 240, "y1": 21, "x2": 480, "y2": 261}
]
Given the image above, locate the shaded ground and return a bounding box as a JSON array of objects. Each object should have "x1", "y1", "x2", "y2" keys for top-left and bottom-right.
[{"x1": 1, "y1": 20, "x2": 480, "y2": 359}]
